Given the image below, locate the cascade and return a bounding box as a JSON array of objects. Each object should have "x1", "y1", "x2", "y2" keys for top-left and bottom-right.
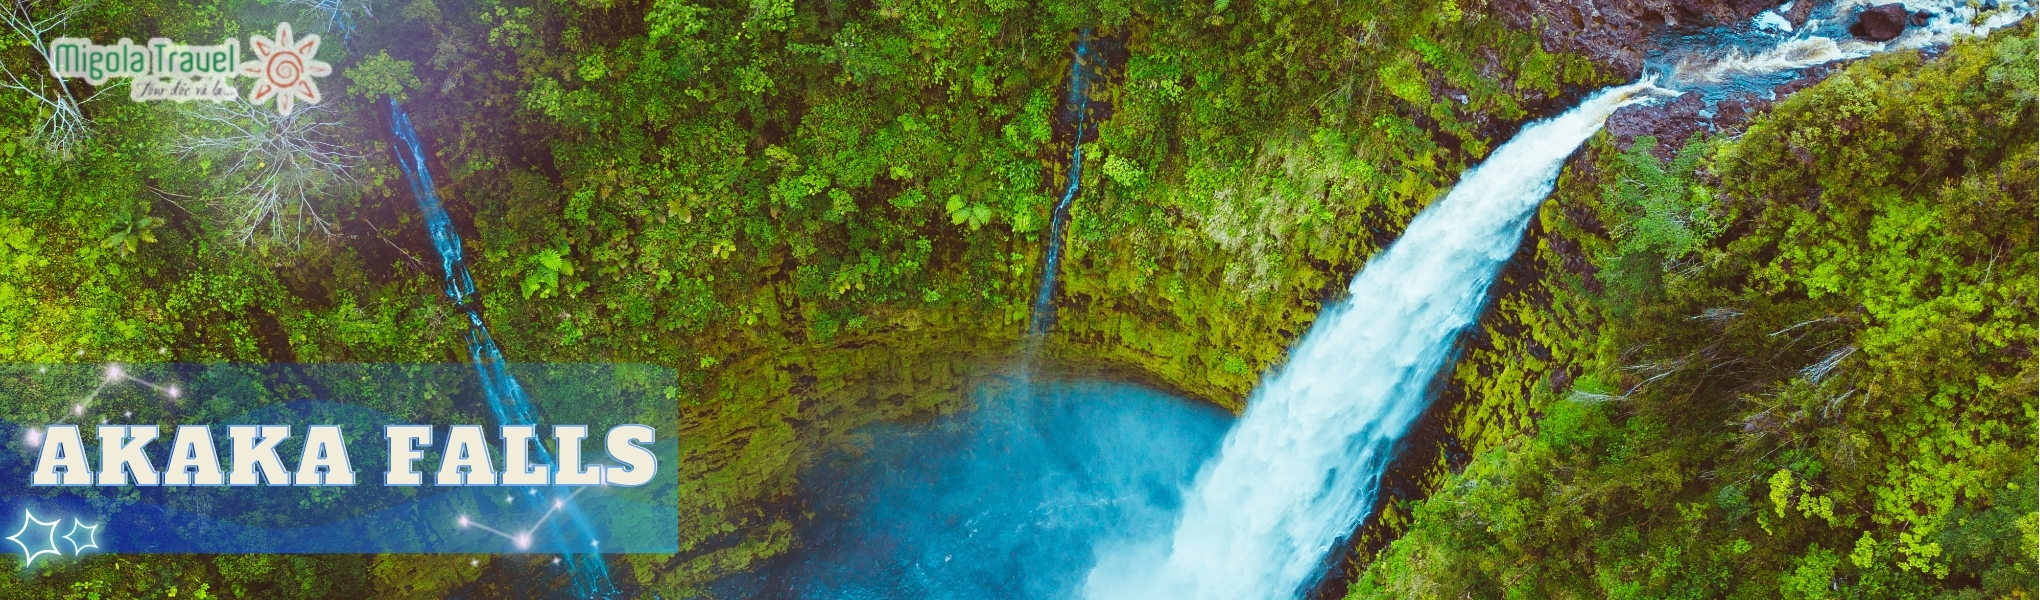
[
  {"x1": 1082, "y1": 81, "x2": 1668, "y2": 600},
  {"x1": 394, "y1": 2, "x2": 2033, "y2": 597},
  {"x1": 1081, "y1": 3, "x2": 2035, "y2": 596}
]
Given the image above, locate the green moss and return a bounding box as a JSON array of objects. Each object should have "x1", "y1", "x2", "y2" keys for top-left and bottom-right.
[
  {"x1": 0, "y1": 0, "x2": 1790, "y2": 594},
  {"x1": 1352, "y1": 24, "x2": 2038, "y2": 599}
]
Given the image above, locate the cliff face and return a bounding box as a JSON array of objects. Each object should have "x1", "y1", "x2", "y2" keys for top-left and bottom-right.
[
  {"x1": 1486, "y1": 0, "x2": 1783, "y2": 75},
  {"x1": 27, "y1": 0, "x2": 2006, "y2": 596},
  {"x1": 1350, "y1": 26, "x2": 2038, "y2": 599}
]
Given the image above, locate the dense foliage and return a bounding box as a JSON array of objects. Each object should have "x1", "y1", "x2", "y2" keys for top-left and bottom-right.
[
  {"x1": 1, "y1": 0, "x2": 1617, "y2": 595},
  {"x1": 1354, "y1": 25, "x2": 2038, "y2": 600},
  {"x1": 0, "y1": 0, "x2": 2028, "y2": 595}
]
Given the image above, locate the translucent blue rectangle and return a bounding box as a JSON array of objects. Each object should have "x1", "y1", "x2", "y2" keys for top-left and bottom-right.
[{"x1": 0, "y1": 363, "x2": 679, "y2": 554}]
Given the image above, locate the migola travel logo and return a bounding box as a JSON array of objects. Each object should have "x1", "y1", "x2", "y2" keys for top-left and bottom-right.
[{"x1": 46, "y1": 22, "x2": 330, "y2": 116}]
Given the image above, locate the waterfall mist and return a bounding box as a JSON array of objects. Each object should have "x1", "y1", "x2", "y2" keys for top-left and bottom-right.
[
  {"x1": 712, "y1": 4, "x2": 2038, "y2": 598},
  {"x1": 1081, "y1": 82, "x2": 1666, "y2": 600},
  {"x1": 715, "y1": 381, "x2": 1231, "y2": 599}
]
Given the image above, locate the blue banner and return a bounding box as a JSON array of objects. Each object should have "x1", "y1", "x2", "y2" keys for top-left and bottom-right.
[{"x1": 0, "y1": 364, "x2": 678, "y2": 559}]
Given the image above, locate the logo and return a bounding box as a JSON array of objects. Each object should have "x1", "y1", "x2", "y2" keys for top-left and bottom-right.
[
  {"x1": 238, "y1": 23, "x2": 331, "y2": 116},
  {"x1": 46, "y1": 23, "x2": 330, "y2": 116}
]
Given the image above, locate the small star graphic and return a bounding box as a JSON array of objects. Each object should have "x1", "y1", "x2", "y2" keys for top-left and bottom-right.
[
  {"x1": 238, "y1": 22, "x2": 332, "y2": 116},
  {"x1": 61, "y1": 520, "x2": 98, "y2": 555},
  {"x1": 5, "y1": 509, "x2": 61, "y2": 568}
]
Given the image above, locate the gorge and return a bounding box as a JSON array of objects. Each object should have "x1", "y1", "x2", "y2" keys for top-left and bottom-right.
[{"x1": 0, "y1": 0, "x2": 2029, "y2": 597}]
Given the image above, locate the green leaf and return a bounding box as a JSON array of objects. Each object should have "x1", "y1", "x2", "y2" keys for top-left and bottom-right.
[{"x1": 344, "y1": 50, "x2": 422, "y2": 102}]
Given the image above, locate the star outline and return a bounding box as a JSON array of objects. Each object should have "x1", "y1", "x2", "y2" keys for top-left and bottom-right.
[
  {"x1": 61, "y1": 519, "x2": 98, "y2": 555},
  {"x1": 5, "y1": 509, "x2": 61, "y2": 568}
]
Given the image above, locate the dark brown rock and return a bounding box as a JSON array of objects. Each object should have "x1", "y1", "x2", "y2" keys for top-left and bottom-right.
[
  {"x1": 1605, "y1": 92, "x2": 1707, "y2": 159},
  {"x1": 1713, "y1": 92, "x2": 1772, "y2": 128},
  {"x1": 1848, "y1": 3, "x2": 1910, "y2": 41},
  {"x1": 1783, "y1": 0, "x2": 1818, "y2": 27},
  {"x1": 1773, "y1": 59, "x2": 1856, "y2": 96},
  {"x1": 1910, "y1": 10, "x2": 1931, "y2": 26},
  {"x1": 1485, "y1": 0, "x2": 1787, "y2": 76}
]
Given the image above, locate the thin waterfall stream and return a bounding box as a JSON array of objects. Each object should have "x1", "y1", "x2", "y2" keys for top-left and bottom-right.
[
  {"x1": 385, "y1": 98, "x2": 618, "y2": 599},
  {"x1": 730, "y1": 3, "x2": 2031, "y2": 595},
  {"x1": 726, "y1": 79, "x2": 1663, "y2": 600},
  {"x1": 1028, "y1": 29, "x2": 1106, "y2": 337},
  {"x1": 378, "y1": 3, "x2": 2028, "y2": 597},
  {"x1": 0, "y1": 0, "x2": 2025, "y2": 596}
]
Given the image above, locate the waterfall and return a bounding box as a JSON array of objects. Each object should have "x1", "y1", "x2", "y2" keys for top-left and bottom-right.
[
  {"x1": 1027, "y1": 30, "x2": 1098, "y2": 337},
  {"x1": 385, "y1": 98, "x2": 616, "y2": 598},
  {"x1": 1082, "y1": 81, "x2": 1666, "y2": 600},
  {"x1": 695, "y1": 2, "x2": 2037, "y2": 597}
]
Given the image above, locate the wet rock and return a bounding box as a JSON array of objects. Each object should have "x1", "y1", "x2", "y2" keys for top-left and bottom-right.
[
  {"x1": 1712, "y1": 92, "x2": 1772, "y2": 128},
  {"x1": 1545, "y1": 234, "x2": 1602, "y2": 292},
  {"x1": 1605, "y1": 92, "x2": 1707, "y2": 159},
  {"x1": 1774, "y1": 76, "x2": 1817, "y2": 96},
  {"x1": 1910, "y1": 10, "x2": 1931, "y2": 26},
  {"x1": 1849, "y1": 3, "x2": 1910, "y2": 42},
  {"x1": 1051, "y1": 33, "x2": 1126, "y2": 146},
  {"x1": 1486, "y1": 0, "x2": 1787, "y2": 77},
  {"x1": 1725, "y1": 0, "x2": 1784, "y2": 17},
  {"x1": 1783, "y1": 0, "x2": 1818, "y2": 27},
  {"x1": 1773, "y1": 59, "x2": 1856, "y2": 96}
]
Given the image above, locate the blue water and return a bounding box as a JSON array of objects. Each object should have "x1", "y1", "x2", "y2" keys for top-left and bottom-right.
[
  {"x1": 1028, "y1": 30, "x2": 1102, "y2": 336},
  {"x1": 386, "y1": 98, "x2": 617, "y2": 598},
  {"x1": 713, "y1": 380, "x2": 1231, "y2": 599},
  {"x1": 1646, "y1": 0, "x2": 2034, "y2": 106}
]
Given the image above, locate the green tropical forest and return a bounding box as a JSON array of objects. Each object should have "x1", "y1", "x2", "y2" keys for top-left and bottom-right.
[{"x1": 0, "y1": 0, "x2": 2031, "y2": 597}]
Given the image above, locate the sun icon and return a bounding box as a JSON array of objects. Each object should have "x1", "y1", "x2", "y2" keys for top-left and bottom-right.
[{"x1": 238, "y1": 22, "x2": 332, "y2": 117}]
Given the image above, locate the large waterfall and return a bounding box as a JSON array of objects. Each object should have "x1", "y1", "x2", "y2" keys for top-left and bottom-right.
[
  {"x1": 1083, "y1": 81, "x2": 1665, "y2": 600},
  {"x1": 702, "y1": 3, "x2": 2034, "y2": 595},
  {"x1": 1076, "y1": 3, "x2": 2037, "y2": 595}
]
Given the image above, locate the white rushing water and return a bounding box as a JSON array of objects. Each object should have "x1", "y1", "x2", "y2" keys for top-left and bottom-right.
[
  {"x1": 1082, "y1": 81, "x2": 1666, "y2": 600},
  {"x1": 1070, "y1": 5, "x2": 2039, "y2": 597},
  {"x1": 1677, "y1": 0, "x2": 2034, "y2": 86}
]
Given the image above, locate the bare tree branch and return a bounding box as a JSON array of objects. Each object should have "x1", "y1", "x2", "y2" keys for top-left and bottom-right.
[
  {"x1": 0, "y1": 0, "x2": 96, "y2": 158},
  {"x1": 281, "y1": 0, "x2": 371, "y2": 40},
  {"x1": 178, "y1": 99, "x2": 361, "y2": 245}
]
